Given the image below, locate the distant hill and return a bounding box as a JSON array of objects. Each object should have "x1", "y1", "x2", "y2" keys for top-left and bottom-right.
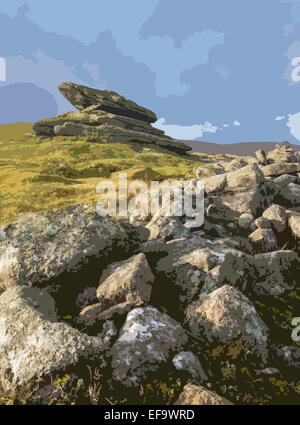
[
  {"x1": 0, "y1": 83, "x2": 57, "y2": 125},
  {"x1": 179, "y1": 139, "x2": 300, "y2": 156}
]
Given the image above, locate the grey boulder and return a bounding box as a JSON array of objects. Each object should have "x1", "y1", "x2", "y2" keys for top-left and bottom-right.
[{"x1": 111, "y1": 306, "x2": 188, "y2": 387}]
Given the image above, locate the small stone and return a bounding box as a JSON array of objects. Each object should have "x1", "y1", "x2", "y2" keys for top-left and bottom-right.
[
  {"x1": 249, "y1": 228, "x2": 278, "y2": 253},
  {"x1": 172, "y1": 351, "x2": 208, "y2": 382},
  {"x1": 238, "y1": 213, "x2": 255, "y2": 229},
  {"x1": 174, "y1": 384, "x2": 233, "y2": 405},
  {"x1": 255, "y1": 149, "x2": 268, "y2": 166},
  {"x1": 254, "y1": 217, "x2": 272, "y2": 229},
  {"x1": 289, "y1": 214, "x2": 300, "y2": 238},
  {"x1": 262, "y1": 204, "x2": 287, "y2": 233}
]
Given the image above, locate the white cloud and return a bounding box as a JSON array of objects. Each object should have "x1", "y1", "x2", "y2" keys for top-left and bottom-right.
[
  {"x1": 152, "y1": 117, "x2": 219, "y2": 140},
  {"x1": 275, "y1": 115, "x2": 285, "y2": 121},
  {"x1": 287, "y1": 112, "x2": 300, "y2": 141},
  {"x1": 233, "y1": 120, "x2": 241, "y2": 126},
  {"x1": 223, "y1": 123, "x2": 229, "y2": 127}
]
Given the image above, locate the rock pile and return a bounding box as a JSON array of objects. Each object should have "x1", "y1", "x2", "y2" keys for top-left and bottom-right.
[
  {"x1": 1, "y1": 129, "x2": 300, "y2": 405},
  {"x1": 255, "y1": 141, "x2": 299, "y2": 166},
  {"x1": 33, "y1": 82, "x2": 191, "y2": 156}
]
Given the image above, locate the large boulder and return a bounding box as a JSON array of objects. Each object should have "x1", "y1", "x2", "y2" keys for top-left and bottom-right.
[
  {"x1": 34, "y1": 110, "x2": 165, "y2": 138},
  {"x1": 111, "y1": 306, "x2": 188, "y2": 387},
  {"x1": 252, "y1": 250, "x2": 299, "y2": 295},
  {"x1": 184, "y1": 285, "x2": 269, "y2": 362},
  {"x1": 33, "y1": 83, "x2": 192, "y2": 157},
  {"x1": 272, "y1": 180, "x2": 300, "y2": 208},
  {"x1": 218, "y1": 166, "x2": 277, "y2": 218},
  {"x1": 96, "y1": 253, "x2": 154, "y2": 306},
  {"x1": 273, "y1": 174, "x2": 298, "y2": 186},
  {"x1": 35, "y1": 116, "x2": 191, "y2": 156},
  {"x1": 174, "y1": 384, "x2": 233, "y2": 405},
  {"x1": 78, "y1": 254, "x2": 154, "y2": 326},
  {"x1": 202, "y1": 174, "x2": 227, "y2": 194},
  {"x1": 0, "y1": 206, "x2": 148, "y2": 291},
  {"x1": 205, "y1": 197, "x2": 237, "y2": 223},
  {"x1": 58, "y1": 82, "x2": 157, "y2": 123},
  {"x1": 266, "y1": 142, "x2": 298, "y2": 164},
  {"x1": 225, "y1": 163, "x2": 265, "y2": 190},
  {"x1": 0, "y1": 286, "x2": 111, "y2": 394},
  {"x1": 262, "y1": 162, "x2": 300, "y2": 177},
  {"x1": 223, "y1": 179, "x2": 278, "y2": 218},
  {"x1": 156, "y1": 236, "x2": 254, "y2": 301}
]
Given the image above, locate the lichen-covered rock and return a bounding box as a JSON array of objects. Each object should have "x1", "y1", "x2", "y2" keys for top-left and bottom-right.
[
  {"x1": 213, "y1": 163, "x2": 226, "y2": 175},
  {"x1": 0, "y1": 286, "x2": 111, "y2": 394},
  {"x1": 155, "y1": 236, "x2": 218, "y2": 301},
  {"x1": 279, "y1": 183, "x2": 300, "y2": 207},
  {"x1": 262, "y1": 204, "x2": 287, "y2": 233},
  {"x1": 262, "y1": 162, "x2": 300, "y2": 177},
  {"x1": 254, "y1": 217, "x2": 272, "y2": 229},
  {"x1": 220, "y1": 179, "x2": 276, "y2": 218},
  {"x1": 289, "y1": 214, "x2": 300, "y2": 238},
  {"x1": 174, "y1": 384, "x2": 233, "y2": 405},
  {"x1": 111, "y1": 306, "x2": 188, "y2": 387},
  {"x1": 184, "y1": 285, "x2": 269, "y2": 362},
  {"x1": 255, "y1": 149, "x2": 268, "y2": 166},
  {"x1": 248, "y1": 228, "x2": 278, "y2": 253},
  {"x1": 266, "y1": 142, "x2": 298, "y2": 164},
  {"x1": 76, "y1": 287, "x2": 97, "y2": 309},
  {"x1": 156, "y1": 236, "x2": 254, "y2": 301},
  {"x1": 33, "y1": 83, "x2": 192, "y2": 156},
  {"x1": 225, "y1": 163, "x2": 265, "y2": 189},
  {"x1": 273, "y1": 174, "x2": 298, "y2": 186},
  {"x1": 96, "y1": 253, "x2": 154, "y2": 306},
  {"x1": 195, "y1": 166, "x2": 211, "y2": 179},
  {"x1": 146, "y1": 215, "x2": 190, "y2": 241},
  {"x1": 271, "y1": 345, "x2": 300, "y2": 369},
  {"x1": 78, "y1": 254, "x2": 154, "y2": 327},
  {"x1": 253, "y1": 250, "x2": 299, "y2": 295},
  {"x1": 202, "y1": 174, "x2": 227, "y2": 194},
  {"x1": 34, "y1": 110, "x2": 165, "y2": 138},
  {"x1": 205, "y1": 196, "x2": 236, "y2": 222},
  {"x1": 238, "y1": 213, "x2": 255, "y2": 229},
  {"x1": 0, "y1": 206, "x2": 148, "y2": 291},
  {"x1": 58, "y1": 82, "x2": 158, "y2": 123},
  {"x1": 172, "y1": 351, "x2": 208, "y2": 382},
  {"x1": 223, "y1": 158, "x2": 248, "y2": 172}
]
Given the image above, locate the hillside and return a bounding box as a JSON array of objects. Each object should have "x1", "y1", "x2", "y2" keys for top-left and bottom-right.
[
  {"x1": 0, "y1": 122, "x2": 209, "y2": 225},
  {"x1": 181, "y1": 139, "x2": 300, "y2": 156}
]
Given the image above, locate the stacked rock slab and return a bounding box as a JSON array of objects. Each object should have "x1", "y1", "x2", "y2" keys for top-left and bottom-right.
[
  {"x1": 33, "y1": 82, "x2": 191, "y2": 156},
  {"x1": 255, "y1": 141, "x2": 299, "y2": 166}
]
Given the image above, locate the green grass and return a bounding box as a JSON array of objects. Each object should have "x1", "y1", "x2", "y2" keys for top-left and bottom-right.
[{"x1": 0, "y1": 122, "x2": 206, "y2": 225}]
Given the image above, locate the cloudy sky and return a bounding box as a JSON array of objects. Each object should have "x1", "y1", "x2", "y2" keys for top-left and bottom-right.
[{"x1": 1, "y1": 0, "x2": 300, "y2": 143}]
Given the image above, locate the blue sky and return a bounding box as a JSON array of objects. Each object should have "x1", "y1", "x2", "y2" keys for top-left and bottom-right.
[{"x1": 1, "y1": 0, "x2": 300, "y2": 143}]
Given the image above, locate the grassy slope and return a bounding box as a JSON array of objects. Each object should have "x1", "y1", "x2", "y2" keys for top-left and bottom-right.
[{"x1": 0, "y1": 123, "x2": 213, "y2": 226}]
